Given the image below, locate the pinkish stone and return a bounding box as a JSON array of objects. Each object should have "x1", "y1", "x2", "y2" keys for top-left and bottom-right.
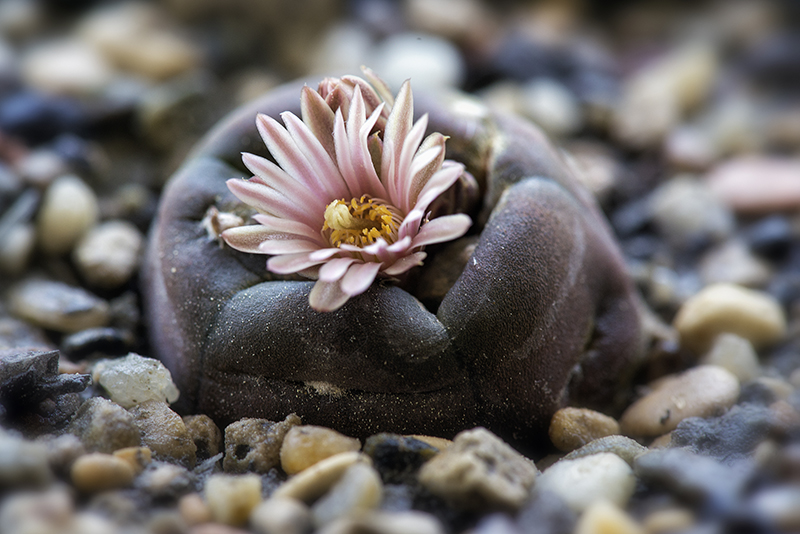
[{"x1": 706, "y1": 157, "x2": 800, "y2": 214}]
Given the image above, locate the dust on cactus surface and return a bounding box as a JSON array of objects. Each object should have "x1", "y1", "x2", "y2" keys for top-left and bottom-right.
[{"x1": 1, "y1": 1, "x2": 800, "y2": 534}]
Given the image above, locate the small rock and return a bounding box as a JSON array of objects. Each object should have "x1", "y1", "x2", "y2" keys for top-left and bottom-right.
[
  {"x1": 317, "y1": 510, "x2": 445, "y2": 534},
  {"x1": 370, "y1": 32, "x2": 465, "y2": 90},
  {"x1": 71, "y1": 452, "x2": 135, "y2": 493},
  {"x1": 281, "y1": 425, "x2": 361, "y2": 476},
  {"x1": 0, "y1": 486, "x2": 74, "y2": 534},
  {"x1": 36, "y1": 174, "x2": 99, "y2": 255},
  {"x1": 61, "y1": 327, "x2": 135, "y2": 360},
  {"x1": 0, "y1": 316, "x2": 50, "y2": 349},
  {"x1": 273, "y1": 451, "x2": 369, "y2": 503},
  {"x1": 520, "y1": 78, "x2": 583, "y2": 137},
  {"x1": 700, "y1": 333, "x2": 761, "y2": 382},
  {"x1": 73, "y1": 220, "x2": 144, "y2": 289},
  {"x1": 112, "y1": 446, "x2": 151, "y2": 474},
  {"x1": 92, "y1": 353, "x2": 179, "y2": 409},
  {"x1": 205, "y1": 473, "x2": 262, "y2": 527},
  {"x1": 407, "y1": 435, "x2": 452, "y2": 451},
  {"x1": 664, "y1": 124, "x2": 719, "y2": 170},
  {"x1": 183, "y1": 414, "x2": 222, "y2": 461},
  {"x1": 363, "y1": 433, "x2": 439, "y2": 484},
  {"x1": 561, "y1": 435, "x2": 647, "y2": 467},
  {"x1": 516, "y1": 490, "x2": 576, "y2": 534},
  {"x1": 21, "y1": 39, "x2": 114, "y2": 96},
  {"x1": 250, "y1": 497, "x2": 312, "y2": 534},
  {"x1": 548, "y1": 407, "x2": 620, "y2": 452},
  {"x1": 673, "y1": 283, "x2": 787, "y2": 354},
  {"x1": 9, "y1": 279, "x2": 109, "y2": 333},
  {"x1": 563, "y1": 142, "x2": 620, "y2": 205},
  {"x1": 619, "y1": 365, "x2": 740, "y2": 437},
  {"x1": 743, "y1": 215, "x2": 794, "y2": 260},
  {"x1": 641, "y1": 508, "x2": 695, "y2": 534},
  {"x1": 0, "y1": 223, "x2": 35, "y2": 276},
  {"x1": 68, "y1": 397, "x2": 141, "y2": 453},
  {"x1": 750, "y1": 486, "x2": 800, "y2": 532},
  {"x1": 707, "y1": 156, "x2": 800, "y2": 214},
  {"x1": 537, "y1": 453, "x2": 636, "y2": 513},
  {"x1": 15, "y1": 149, "x2": 69, "y2": 187},
  {"x1": 418, "y1": 427, "x2": 538, "y2": 511},
  {"x1": 574, "y1": 500, "x2": 644, "y2": 534},
  {"x1": 178, "y1": 492, "x2": 212, "y2": 526},
  {"x1": 129, "y1": 400, "x2": 196, "y2": 467},
  {"x1": 224, "y1": 414, "x2": 301, "y2": 474},
  {"x1": 41, "y1": 433, "x2": 86, "y2": 478},
  {"x1": 699, "y1": 239, "x2": 772, "y2": 287},
  {"x1": 0, "y1": 430, "x2": 52, "y2": 488},
  {"x1": 309, "y1": 23, "x2": 372, "y2": 80},
  {"x1": 405, "y1": 0, "x2": 491, "y2": 42},
  {"x1": 137, "y1": 462, "x2": 194, "y2": 500},
  {"x1": 312, "y1": 462, "x2": 383, "y2": 526}
]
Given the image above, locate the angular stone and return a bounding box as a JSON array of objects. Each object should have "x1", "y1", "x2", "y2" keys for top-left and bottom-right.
[
  {"x1": 70, "y1": 452, "x2": 135, "y2": 493},
  {"x1": 92, "y1": 353, "x2": 180, "y2": 409},
  {"x1": 548, "y1": 407, "x2": 620, "y2": 452},
  {"x1": 418, "y1": 427, "x2": 537, "y2": 511},
  {"x1": 205, "y1": 473, "x2": 262, "y2": 527},
  {"x1": 280, "y1": 425, "x2": 360, "y2": 475},
  {"x1": 129, "y1": 400, "x2": 196, "y2": 467},
  {"x1": 311, "y1": 463, "x2": 383, "y2": 526},
  {"x1": 537, "y1": 453, "x2": 635, "y2": 512},
  {"x1": 183, "y1": 414, "x2": 222, "y2": 461},
  {"x1": 224, "y1": 414, "x2": 300, "y2": 474},
  {"x1": 68, "y1": 397, "x2": 141, "y2": 453}
]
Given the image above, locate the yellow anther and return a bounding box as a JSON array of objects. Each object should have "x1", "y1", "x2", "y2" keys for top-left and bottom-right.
[{"x1": 322, "y1": 196, "x2": 401, "y2": 248}]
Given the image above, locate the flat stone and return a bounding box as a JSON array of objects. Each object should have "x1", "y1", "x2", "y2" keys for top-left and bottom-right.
[
  {"x1": 700, "y1": 333, "x2": 761, "y2": 382},
  {"x1": 36, "y1": 174, "x2": 99, "y2": 255},
  {"x1": 205, "y1": 473, "x2": 262, "y2": 527},
  {"x1": 9, "y1": 279, "x2": 109, "y2": 333},
  {"x1": 673, "y1": 283, "x2": 787, "y2": 354},
  {"x1": 311, "y1": 462, "x2": 383, "y2": 526},
  {"x1": 68, "y1": 397, "x2": 141, "y2": 453},
  {"x1": 273, "y1": 451, "x2": 369, "y2": 503},
  {"x1": 280, "y1": 425, "x2": 360, "y2": 475},
  {"x1": 21, "y1": 39, "x2": 114, "y2": 96},
  {"x1": 70, "y1": 452, "x2": 135, "y2": 493},
  {"x1": 418, "y1": 427, "x2": 537, "y2": 511},
  {"x1": 561, "y1": 435, "x2": 647, "y2": 467},
  {"x1": 224, "y1": 414, "x2": 300, "y2": 474},
  {"x1": 620, "y1": 365, "x2": 740, "y2": 438},
  {"x1": 92, "y1": 353, "x2": 180, "y2": 409},
  {"x1": 548, "y1": 407, "x2": 620, "y2": 452},
  {"x1": 183, "y1": 414, "x2": 222, "y2": 461},
  {"x1": 250, "y1": 497, "x2": 312, "y2": 534},
  {"x1": 707, "y1": 156, "x2": 800, "y2": 214},
  {"x1": 537, "y1": 453, "x2": 635, "y2": 513},
  {"x1": 73, "y1": 220, "x2": 144, "y2": 289},
  {"x1": 129, "y1": 400, "x2": 196, "y2": 468},
  {"x1": 574, "y1": 500, "x2": 644, "y2": 534},
  {"x1": 0, "y1": 431, "x2": 52, "y2": 488}
]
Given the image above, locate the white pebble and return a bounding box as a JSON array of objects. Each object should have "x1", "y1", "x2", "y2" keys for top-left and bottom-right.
[
  {"x1": 205, "y1": 473, "x2": 262, "y2": 527},
  {"x1": 521, "y1": 78, "x2": 583, "y2": 137},
  {"x1": 0, "y1": 223, "x2": 35, "y2": 276},
  {"x1": 37, "y1": 175, "x2": 99, "y2": 256},
  {"x1": 537, "y1": 453, "x2": 636, "y2": 512},
  {"x1": 21, "y1": 39, "x2": 114, "y2": 96},
  {"x1": 370, "y1": 32, "x2": 465, "y2": 91},
  {"x1": 73, "y1": 220, "x2": 144, "y2": 289},
  {"x1": 700, "y1": 333, "x2": 761, "y2": 382},
  {"x1": 251, "y1": 497, "x2": 312, "y2": 534},
  {"x1": 92, "y1": 353, "x2": 180, "y2": 409},
  {"x1": 312, "y1": 463, "x2": 383, "y2": 526}
]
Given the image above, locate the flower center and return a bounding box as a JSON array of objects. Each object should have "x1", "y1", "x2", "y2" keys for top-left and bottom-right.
[{"x1": 323, "y1": 195, "x2": 402, "y2": 247}]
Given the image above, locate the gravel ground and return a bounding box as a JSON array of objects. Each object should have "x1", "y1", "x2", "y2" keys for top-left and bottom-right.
[{"x1": 1, "y1": 1, "x2": 800, "y2": 533}]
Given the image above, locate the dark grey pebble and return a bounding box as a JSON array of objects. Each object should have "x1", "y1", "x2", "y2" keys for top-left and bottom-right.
[
  {"x1": 744, "y1": 215, "x2": 794, "y2": 260},
  {"x1": 61, "y1": 327, "x2": 136, "y2": 360},
  {"x1": 0, "y1": 91, "x2": 88, "y2": 145},
  {"x1": 362, "y1": 433, "x2": 439, "y2": 484},
  {"x1": 516, "y1": 490, "x2": 576, "y2": 534}
]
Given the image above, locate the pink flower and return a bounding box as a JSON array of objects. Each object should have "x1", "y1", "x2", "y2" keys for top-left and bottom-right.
[{"x1": 221, "y1": 71, "x2": 472, "y2": 312}]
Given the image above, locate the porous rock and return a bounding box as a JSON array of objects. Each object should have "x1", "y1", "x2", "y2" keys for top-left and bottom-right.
[
  {"x1": 280, "y1": 425, "x2": 360, "y2": 475},
  {"x1": 183, "y1": 414, "x2": 222, "y2": 461},
  {"x1": 224, "y1": 414, "x2": 300, "y2": 474},
  {"x1": 68, "y1": 397, "x2": 141, "y2": 453},
  {"x1": 129, "y1": 400, "x2": 196, "y2": 467}
]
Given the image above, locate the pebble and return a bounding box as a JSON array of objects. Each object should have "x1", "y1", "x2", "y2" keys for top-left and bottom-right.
[
  {"x1": 0, "y1": 92, "x2": 87, "y2": 146},
  {"x1": 92, "y1": 353, "x2": 180, "y2": 409},
  {"x1": 136, "y1": 462, "x2": 194, "y2": 500},
  {"x1": 700, "y1": 333, "x2": 761, "y2": 382},
  {"x1": 516, "y1": 490, "x2": 577, "y2": 534},
  {"x1": 673, "y1": 283, "x2": 787, "y2": 354},
  {"x1": 21, "y1": 38, "x2": 114, "y2": 96},
  {"x1": 363, "y1": 433, "x2": 439, "y2": 484},
  {"x1": 311, "y1": 462, "x2": 383, "y2": 526},
  {"x1": 8, "y1": 278, "x2": 110, "y2": 333},
  {"x1": 369, "y1": 32, "x2": 465, "y2": 90},
  {"x1": 273, "y1": 451, "x2": 369, "y2": 503},
  {"x1": 280, "y1": 425, "x2": 361, "y2": 476},
  {"x1": 0, "y1": 486, "x2": 74, "y2": 534},
  {"x1": 548, "y1": 407, "x2": 620, "y2": 452},
  {"x1": 130, "y1": 400, "x2": 196, "y2": 468},
  {"x1": 743, "y1": 215, "x2": 794, "y2": 260},
  {"x1": 112, "y1": 446, "x2": 151, "y2": 475},
  {"x1": 619, "y1": 365, "x2": 740, "y2": 437},
  {"x1": 641, "y1": 508, "x2": 695, "y2": 534},
  {"x1": 308, "y1": 23, "x2": 372, "y2": 79},
  {"x1": 316, "y1": 511, "x2": 445, "y2": 534},
  {"x1": 560, "y1": 435, "x2": 647, "y2": 467},
  {"x1": 0, "y1": 222, "x2": 35, "y2": 276},
  {"x1": 407, "y1": 435, "x2": 452, "y2": 451},
  {"x1": 750, "y1": 486, "x2": 800, "y2": 532},
  {"x1": 205, "y1": 473, "x2": 262, "y2": 527},
  {"x1": 224, "y1": 414, "x2": 300, "y2": 474},
  {"x1": 41, "y1": 433, "x2": 86, "y2": 478},
  {"x1": 664, "y1": 124, "x2": 718, "y2": 170},
  {"x1": 706, "y1": 156, "x2": 800, "y2": 214},
  {"x1": 68, "y1": 397, "x2": 141, "y2": 453},
  {"x1": 405, "y1": 0, "x2": 491, "y2": 42},
  {"x1": 648, "y1": 175, "x2": 734, "y2": 248},
  {"x1": 574, "y1": 500, "x2": 644, "y2": 534},
  {"x1": 179, "y1": 492, "x2": 213, "y2": 526},
  {"x1": 563, "y1": 142, "x2": 620, "y2": 206},
  {"x1": 36, "y1": 174, "x2": 99, "y2": 255},
  {"x1": 520, "y1": 78, "x2": 583, "y2": 137},
  {"x1": 71, "y1": 452, "x2": 136, "y2": 493},
  {"x1": 73, "y1": 220, "x2": 144, "y2": 289},
  {"x1": 418, "y1": 427, "x2": 538, "y2": 511},
  {"x1": 250, "y1": 497, "x2": 312, "y2": 534},
  {"x1": 61, "y1": 327, "x2": 135, "y2": 360},
  {"x1": 537, "y1": 453, "x2": 636, "y2": 513},
  {"x1": 15, "y1": 149, "x2": 69, "y2": 187},
  {"x1": 0, "y1": 431, "x2": 52, "y2": 488},
  {"x1": 698, "y1": 239, "x2": 772, "y2": 287},
  {"x1": 183, "y1": 414, "x2": 222, "y2": 461}
]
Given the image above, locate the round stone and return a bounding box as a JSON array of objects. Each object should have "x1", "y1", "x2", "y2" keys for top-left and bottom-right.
[
  {"x1": 73, "y1": 220, "x2": 144, "y2": 289},
  {"x1": 224, "y1": 415, "x2": 300, "y2": 474},
  {"x1": 205, "y1": 473, "x2": 262, "y2": 527},
  {"x1": 21, "y1": 39, "x2": 114, "y2": 96},
  {"x1": 537, "y1": 453, "x2": 636, "y2": 512},
  {"x1": 619, "y1": 365, "x2": 740, "y2": 438},
  {"x1": 673, "y1": 283, "x2": 787, "y2": 354},
  {"x1": 280, "y1": 425, "x2": 361, "y2": 475},
  {"x1": 700, "y1": 333, "x2": 761, "y2": 382},
  {"x1": 369, "y1": 32, "x2": 465, "y2": 90},
  {"x1": 549, "y1": 407, "x2": 620, "y2": 452},
  {"x1": 250, "y1": 497, "x2": 311, "y2": 534},
  {"x1": 574, "y1": 500, "x2": 644, "y2": 534},
  {"x1": 311, "y1": 463, "x2": 383, "y2": 526},
  {"x1": 520, "y1": 78, "x2": 583, "y2": 137},
  {"x1": 70, "y1": 452, "x2": 136, "y2": 493},
  {"x1": 36, "y1": 174, "x2": 99, "y2": 256}
]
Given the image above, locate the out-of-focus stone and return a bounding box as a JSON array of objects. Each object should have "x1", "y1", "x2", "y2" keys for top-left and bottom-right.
[
  {"x1": 250, "y1": 497, "x2": 312, "y2": 534},
  {"x1": 363, "y1": 433, "x2": 439, "y2": 484},
  {"x1": 707, "y1": 156, "x2": 800, "y2": 214},
  {"x1": 561, "y1": 435, "x2": 647, "y2": 467},
  {"x1": 92, "y1": 353, "x2": 179, "y2": 409},
  {"x1": 41, "y1": 433, "x2": 85, "y2": 479},
  {"x1": 205, "y1": 473, "x2": 262, "y2": 527},
  {"x1": 71, "y1": 452, "x2": 135, "y2": 493},
  {"x1": 537, "y1": 453, "x2": 636, "y2": 513},
  {"x1": 521, "y1": 78, "x2": 583, "y2": 137},
  {"x1": 750, "y1": 486, "x2": 800, "y2": 532},
  {"x1": 21, "y1": 39, "x2": 114, "y2": 96},
  {"x1": 273, "y1": 451, "x2": 369, "y2": 503},
  {"x1": 73, "y1": 220, "x2": 144, "y2": 289},
  {"x1": 312, "y1": 462, "x2": 383, "y2": 526},
  {"x1": 129, "y1": 400, "x2": 196, "y2": 467},
  {"x1": 36, "y1": 174, "x2": 99, "y2": 255},
  {"x1": 664, "y1": 124, "x2": 719, "y2": 170},
  {"x1": 574, "y1": 499, "x2": 644, "y2": 534},
  {"x1": 673, "y1": 283, "x2": 787, "y2": 354},
  {"x1": 641, "y1": 508, "x2": 695, "y2": 534},
  {"x1": 620, "y1": 365, "x2": 740, "y2": 438},
  {"x1": 699, "y1": 239, "x2": 772, "y2": 287},
  {"x1": 0, "y1": 486, "x2": 74, "y2": 534},
  {"x1": 280, "y1": 425, "x2": 361, "y2": 476},
  {"x1": 515, "y1": 490, "x2": 577, "y2": 534},
  {"x1": 183, "y1": 414, "x2": 222, "y2": 461},
  {"x1": 564, "y1": 142, "x2": 620, "y2": 205},
  {"x1": 370, "y1": 32, "x2": 465, "y2": 90},
  {"x1": 137, "y1": 462, "x2": 194, "y2": 500},
  {"x1": 0, "y1": 431, "x2": 52, "y2": 488},
  {"x1": 112, "y1": 446, "x2": 151, "y2": 475},
  {"x1": 9, "y1": 279, "x2": 109, "y2": 333},
  {"x1": 0, "y1": 223, "x2": 35, "y2": 276},
  {"x1": 316, "y1": 511, "x2": 445, "y2": 534},
  {"x1": 700, "y1": 333, "x2": 760, "y2": 382},
  {"x1": 178, "y1": 492, "x2": 212, "y2": 526},
  {"x1": 418, "y1": 427, "x2": 537, "y2": 511},
  {"x1": 405, "y1": 0, "x2": 491, "y2": 42},
  {"x1": 548, "y1": 407, "x2": 620, "y2": 452},
  {"x1": 68, "y1": 397, "x2": 141, "y2": 453},
  {"x1": 224, "y1": 414, "x2": 300, "y2": 474}
]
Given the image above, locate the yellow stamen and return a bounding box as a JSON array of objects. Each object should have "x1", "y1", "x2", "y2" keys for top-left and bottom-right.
[{"x1": 323, "y1": 195, "x2": 402, "y2": 247}]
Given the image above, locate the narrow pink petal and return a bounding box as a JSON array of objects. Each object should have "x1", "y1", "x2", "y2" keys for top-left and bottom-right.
[
  {"x1": 360, "y1": 66, "x2": 394, "y2": 107},
  {"x1": 386, "y1": 235, "x2": 412, "y2": 254},
  {"x1": 242, "y1": 153, "x2": 327, "y2": 213},
  {"x1": 308, "y1": 247, "x2": 342, "y2": 262},
  {"x1": 258, "y1": 239, "x2": 319, "y2": 255},
  {"x1": 412, "y1": 163, "x2": 464, "y2": 215},
  {"x1": 318, "y1": 257, "x2": 359, "y2": 283},
  {"x1": 381, "y1": 80, "x2": 413, "y2": 203},
  {"x1": 300, "y1": 86, "x2": 336, "y2": 158},
  {"x1": 353, "y1": 103, "x2": 389, "y2": 199},
  {"x1": 252, "y1": 214, "x2": 325, "y2": 245},
  {"x1": 411, "y1": 214, "x2": 472, "y2": 248},
  {"x1": 227, "y1": 178, "x2": 314, "y2": 225},
  {"x1": 221, "y1": 225, "x2": 274, "y2": 254},
  {"x1": 407, "y1": 134, "x2": 445, "y2": 208},
  {"x1": 341, "y1": 75, "x2": 384, "y2": 114},
  {"x1": 397, "y1": 209, "x2": 425, "y2": 242},
  {"x1": 309, "y1": 280, "x2": 351, "y2": 312},
  {"x1": 267, "y1": 252, "x2": 326, "y2": 274},
  {"x1": 396, "y1": 114, "x2": 429, "y2": 210},
  {"x1": 383, "y1": 251, "x2": 427, "y2": 276},
  {"x1": 333, "y1": 108, "x2": 359, "y2": 198},
  {"x1": 340, "y1": 262, "x2": 381, "y2": 296}
]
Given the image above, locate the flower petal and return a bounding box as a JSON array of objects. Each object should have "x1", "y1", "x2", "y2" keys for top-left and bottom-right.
[
  {"x1": 309, "y1": 280, "x2": 350, "y2": 312},
  {"x1": 221, "y1": 225, "x2": 275, "y2": 254},
  {"x1": 411, "y1": 214, "x2": 472, "y2": 248},
  {"x1": 300, "y1": 85, "x2": 336, "y2": 158},
  {"x1": 412, "y1": 162, "x2": 464, "y2": 215},
  {"x1": 267, "y1": 252, "x2": 326, "y2": 274},
  {"x1": 340, "y1": 261, "x2": 381, "y2": 296},
  {"x1": 308, "y1": 247, "x2": 342, "y2": 262},
  {"x1": 381, "y1": 80, "x2": 413, "y2": 203},
  {"x1": 396, "y1": 114, "x2": 429, "y2": 210},
  {"x1": 258, "y1": 239, "x2": 319, "y2": 255},
  {"x1": 281, "y1": 111, "x2": 348, "y2": 198},
  {"x1": 383, "y1": 251, "x2": 427, "y2": 276},
  {"x1": 226, "y1": 178, "x2": 314, "y2": 225},
  {"x1": 318, "y1": 257, "x2": 359, "y2": 283},
  {"x1": 242, "y1": 153, "x2": 327, "y2": 214},
  {"x1": 252, "y1": 213, "x2": 325, "y2": 245}
]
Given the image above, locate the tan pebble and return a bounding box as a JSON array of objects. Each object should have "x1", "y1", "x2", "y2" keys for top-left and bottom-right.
[
  {"x1": 642, "y1": 507, "x2": 695, "y2": 533},
  {"x1": 188, "y1": 523, "x2": 251, "y2": 534},
  {"x1": 769, "y1": 400, "x2": 800, "y2": 432},
  {"x1": 36, "y1": 175, "x2": 99, "y2": 255},
  {"x1": 620, "y1": 365, "x2": 740, "y2": 437},
  {"x1": 273, "y1": 451, "x2": 368, "y2": 503},
  {"x1": 700, "y1": 333, "x2": 760, "y2": 382},
  {"x1": 753, "y1": 376, "x2": 793, "y2": 400},
  {"x1": 183, "y1": 414, "x2": 222, "y2": 460},
  {"x1": 407, "y1": 435, "x2": 452, "y2": 451},
  {"x1": 649, "y1": 433, "x2": 673, "y2": 449},
  {"x1": 205, "y1": 474, "x2": 262, "y2": 527},
  {"x1": 130, "y1": 400, "x2": 196, "y2": 468},
  {"x1": 280, "y1": 425, "x2": 360, "y2": 475},
  {"x1": 112, "y1": 446, "x2": 151, "y2": 474},
  {"x1": 753, "y1": 440, "x2": 779, "y2": 467},
  {"x1": 549, "y1": 407, "x2": 620, "y2": 452},
  {"x1": 71, "y1": 452, "x2": 135, "y2": 493},
  {"x1": 674, "y1": 283, "x2": 786, "y2": 354},
  {"x1": 73, "y1": 220, "x2": 144, "y2": 289},
  {"x1": 178, "y1": 493, "x2": 212, "y2": 526},
  {"x1": 707, "y1": 156, "x2": 800, "y2": 214},
  {"x1": 575, "y1": 500, "x2": 644, "y2": 534}
]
